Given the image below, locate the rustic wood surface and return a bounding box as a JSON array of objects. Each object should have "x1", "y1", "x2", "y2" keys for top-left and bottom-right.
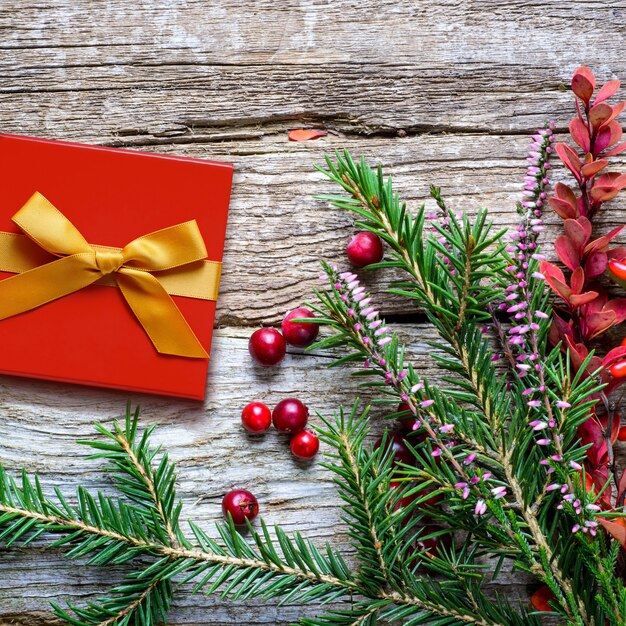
[{"x1": 2, "y1": 1, "x2": 626, "y2": 624}]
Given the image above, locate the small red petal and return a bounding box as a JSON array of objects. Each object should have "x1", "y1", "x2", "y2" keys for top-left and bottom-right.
[{"x1": 288, "y1": 129, "x2": 328, "y2": 142}]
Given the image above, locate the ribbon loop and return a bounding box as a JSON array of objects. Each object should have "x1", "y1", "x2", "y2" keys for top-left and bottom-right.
[{"x1": 0, "y1": 192, "x2": 210, "y2": 359}]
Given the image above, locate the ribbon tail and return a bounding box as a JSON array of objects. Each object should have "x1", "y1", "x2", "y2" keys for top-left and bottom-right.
[
  {"x1": 0, "y1": 253, "x2": 101, "y2": 320},
  {"x1": 116, "y1": 268, "x2": 208, "y2": 359}
]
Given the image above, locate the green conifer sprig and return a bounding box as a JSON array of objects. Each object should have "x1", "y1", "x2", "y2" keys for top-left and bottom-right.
[{"x1": 0, "y1": 403, "x2": 539, "y2": 626}]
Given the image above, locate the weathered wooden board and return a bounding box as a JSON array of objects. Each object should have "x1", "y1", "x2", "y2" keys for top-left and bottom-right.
[{"x1": 1, "y1": 1, "x2": 626, "y2": 624}]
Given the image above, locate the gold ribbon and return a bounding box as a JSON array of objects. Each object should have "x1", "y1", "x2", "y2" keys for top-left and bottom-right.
[{"x1": 0, "y1": 192, "x2": 221, "y2": 359}]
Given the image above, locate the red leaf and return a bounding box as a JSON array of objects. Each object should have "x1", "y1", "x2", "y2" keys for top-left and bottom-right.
[
  {"x1": 564, "y1": 217, "x2": 592, "y2": 251},
  {"x1": 589, "y1": 103, "x2": 613, "y2": 129},
  {"x1": 570, "y1": 266, "x2": 585, "y2": 293},
  {"x1": 600, "y1": 101, "x2": 626, "y2": 128},
  {"x1": 604, "y1": 142, "x2": 626, "y2": 157},
  {"x1": 605, "y1": 299, "x2": 626, "y2": 324},
  {"x1": 594, "y1": 79, "x2": 621, "y2": 105},
  {"x1": 555, "y1": 143, "x2": 582, "y2": 180},
  {"x1": 555, "y1": 235, "x2": 580, "y2": 270},
  {"x1": 530, "y1": 585, "x2": 555, "y2": 612},
  {"x1": 606, "y1": 120, "x2": 623, "y2": 148},
  {"x1": 570, "y1": 291, "x2": 599, "y2": 307},
  {"x1": 584, "y1": 225, "x2": 626, "y2": 255},
  {"x1": 619, "y1": 428, "x2": 626, "y2": 442},
  {"x1": 579, "y1": 416, "x2": 607, "y2": 466},
  {"x1": 601, "y1": 345, "x2": 626, "y2": 367},
  {"x1": 541, "y1": 261, "x2": 572, "y2": 302},
  {"x1": 569, "y1": 118, "x2": 591, "y2": 152},
  {"x1": 608, "y1": 247, "x2": 626, "y2": 260},
  {"x1": 572, "y1": 66, "x2": 596, "y2": 103},
  {"x1": 581, "y1": 159, "x2": 609, "y2": 179},
  {"x1": 548, "y1": 197, "x2": 577, "y2": 219},
  {"x1": 585, "y1": 250, "x2": 608, "y2": 278},
  {"x1": 590, "y1": 186, "x2": 620, "y2": 202},
  {"x1": 585, "y1": 310, "x2": 616, "y2": 339},
  {"x1": 288, "y1": 129, "x2": 328, "y2": 142},
  {"x1": 598, "y1": 517, "x2": 626, "y2": 549},
  {"x1": 555, "y1": 182, "x2": 578, "y2": 204}
]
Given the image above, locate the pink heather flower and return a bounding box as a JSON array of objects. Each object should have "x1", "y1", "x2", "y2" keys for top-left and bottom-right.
[
  {"x1": 366, "y1": 311, "x2": 379, "y2": 320},
  {"x1": 557, "y1": 400, "x2": 571, "y2": 409},
  {"x1": 378, "y1": 336, "x2": 392, "y2": 347},
  {"x1": 569, "y1": 461, "x2": 582, "y2": 470},
  {"x1": 585, "y1": 521, "x2": 598, "y2": 528},
  {"x1": 551, "y1": 455, "x2": 563, "y2": 462},
  {"x1": 439, "y1": 424, "x2": 455, "y2": 433},
  {"x1": 374, "y1": 326, "x2": 388, "y2": 336},
  {"x1": 401, "y1": 393, "x2": 408, "y2": 401},
  {"x1": 464, "y1": 453, "x2": 476, "y2": 465},
  {"x1": 369, "y1": 319, "x2": 383, "y2": 329},
  {"x1": 354, "y1": 323, "x2": 362, "y2": 331},
  {"x1": 522, "y1": 388, "x2": 534, "y2": 396},
  {"x1": 586, "y1": 504, "x2": 601, "y2": 511},
  {"x1": 420, "y1": 399, "x2": 435, "y2": 409},
  {"x1": 411, "y1": 382, "x2": 424, "y2": 393},
  {"x1": 529, "y1": 420, "x2": 547, "y2": 431},
  {"x1": 474, "y1": 499, "x2": 487, "y2": 516},
  {"x1": 454, "y1": 481, "x2": 467, "y2": 489},
  {"x1": 491, "y1": 486, "x2": 507, "y2": 499},
  {"x1": 536, "y1": 438, "x2": 551, "y2": 446},
  {"x1": 482, "y1": 473, "x2": 493, "y2": 481},
  {"x1": 352, "y1": 286, "x2": 365, "y2": 295},
  {"x1": 532, "y1": 272, "x2": 545, "y2": 280},
  {"x1": 347, "y1": 280, "x2": 359, "y2": 290},
  {"x1": 359, "y1": 297, "x2": 372, "y2": 308},
  {"x1": 462, "y1": 486, "x2": 470, "y2": 499},
  {"x1": 535, "y1": 310, "x2": 549, "y2": 319},
  {"x1": 431, "y1": 449, "x2": 442, "y2": 457},
  {"x1": 527, "y1": 400, "x2": 541, "y2": 408},
  {"x1": 546, "y1": 483, "x2": 560, "y2": 491},
  {"x1": 572, "y1": 524, "x2": 580, "y2": 533},
  {"x1": 347, "y1": 309, "x2": 355, "y2": 316},
  {"x1": 361, "y1": 307, "x2": 374, "y2": 316},
  {"x1": 362, "y1": 337, "x2": 370, "y2": 344}
]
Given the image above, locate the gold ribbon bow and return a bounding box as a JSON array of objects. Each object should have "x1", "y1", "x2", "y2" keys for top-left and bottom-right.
[{"x1": 0, "y1": 192, "x2": 217, "y2": 359}]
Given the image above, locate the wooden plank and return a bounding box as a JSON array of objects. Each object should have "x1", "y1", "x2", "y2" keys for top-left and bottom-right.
[{"x1": 1, "y1": 0, "x2": 626, "y2": 623}]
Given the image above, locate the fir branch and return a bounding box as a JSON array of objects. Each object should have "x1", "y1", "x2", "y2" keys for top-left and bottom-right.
[{"x1": 0, "y1": 405, "x2": 535, "y2": 626}]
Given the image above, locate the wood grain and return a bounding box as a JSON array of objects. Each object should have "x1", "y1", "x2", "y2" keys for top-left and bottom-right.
[{"x1": 1, "y1": 1, "x2": 626, "y2": 624}]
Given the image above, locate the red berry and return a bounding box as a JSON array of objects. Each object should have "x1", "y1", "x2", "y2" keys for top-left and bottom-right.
[
  {"x1": 346, "y1": 231, "x2": 384, "y2": 268},
  {"x1": 374, "y1": 432, "x2": 415, "y2": 466},
  {"x1": 290, "y1": 430, "x2": 319, "y2": 459},
  {"x1": 281, "y1": 307, "x2": 319, "y2": 347},
  {"x1": 249, "y1": 328, "x2": 286, "y2": 367},
  {"x1": 415, "y1": 525, "x2": 452, "y2": 558},
  {"x1": 273, "y1": 398, "x2": 309, "y2": 433},
  {"x1": 610, "y1": 360, "x2": 626, "y2": 378},
  {"x1": 241, "y1": 402, "x2": 272, "y2": 434},
  {"x1": 221, "y1": 489, "x2": 259, "y2": 526},
  {"x1": 415, "y1": 484, "x2": 443, "y2": 509}
]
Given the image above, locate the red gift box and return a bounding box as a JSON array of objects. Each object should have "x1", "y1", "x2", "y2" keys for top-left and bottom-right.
[{"x1": 0, "y1": 134, "x2": 233, "y2": 400}]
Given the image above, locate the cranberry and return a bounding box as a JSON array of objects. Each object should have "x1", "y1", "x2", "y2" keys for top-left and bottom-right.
[
  {"x1": 281, "y1": 307, "x2": 319, "y2": 347},
  {"x1": 415, "y1": 525, "x2": 452, "y2": 558},
  {"x1": 272, "y1": 398, "x2": 309, "y2": 433},
  {"x1": 221, "y1": 489, "x2": 259, "y2": 526},
  {"x1": 415, "y1": 484, "x2": 443, "y2": 509},
  {"x1": 346, "y1": 231, "x2": 384, "y2": 268},
  {"x1": 374, "y1": 432, "x2": 415, "y2": 466},
  {"x1": 290, "y1": 430, "x2": 319, "y2": 459},
  {"x1": 249, "y1": 328, "x2": 286, "y2": 367},
  {"x1": 241, "y1": 402, "x2": 272, "y2": 434},
  {"x1": 390, "y1": 480, "x2": 416, "y2": 525}
]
